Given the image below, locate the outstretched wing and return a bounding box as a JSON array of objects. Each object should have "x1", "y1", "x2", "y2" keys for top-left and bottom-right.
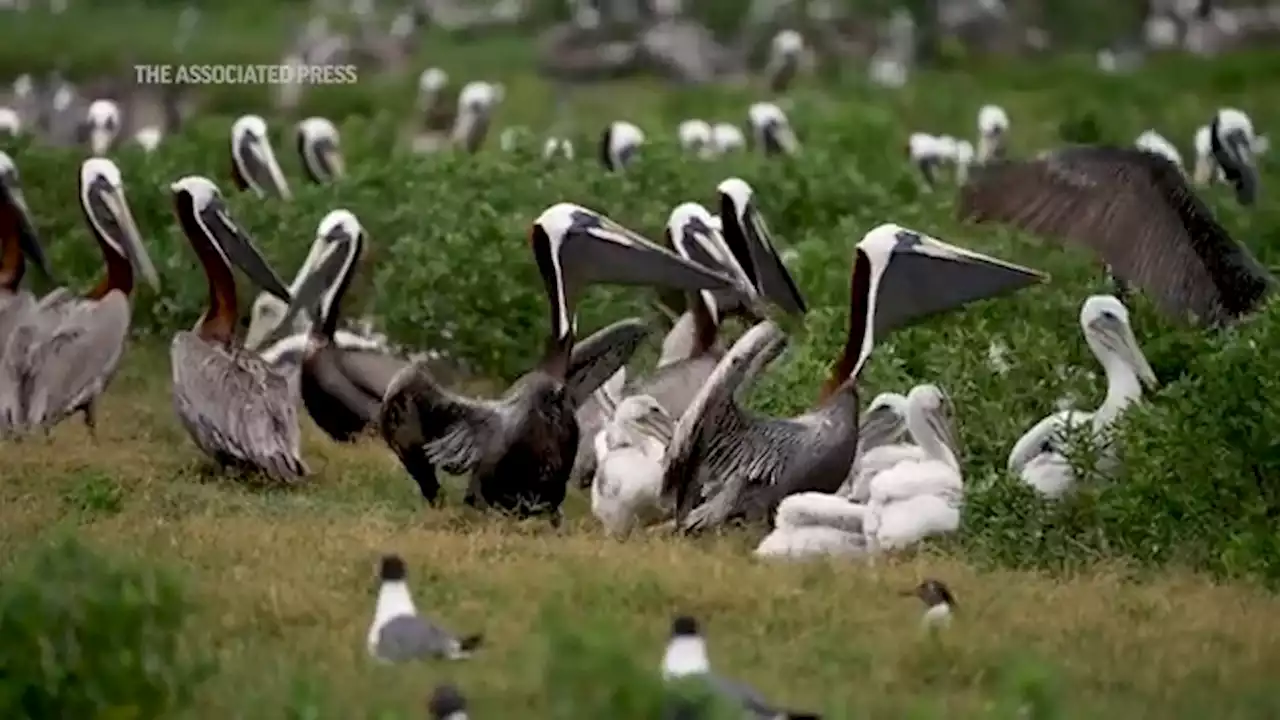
[
  {"x1": 335, "y1": 348, "x2": 410, "y2": 401},
  {"x1": 661, "y1": 321, "x2": 798, "y2": 530},
  {"x1": 378, "y1": 360, "x2": 502, "y2": 475},
  {"x1": 171, "y1": 333, "x2": 307, "y2": 481},
  {"x1": 21, "y1": 294, "x2": 130, "y2": 428},
  {"x1": 958, "y1": 146, "x2": 1275, "y2": 324},
  {"x1": 564, "y1": 317, "x2": 651, "y2": 407}
]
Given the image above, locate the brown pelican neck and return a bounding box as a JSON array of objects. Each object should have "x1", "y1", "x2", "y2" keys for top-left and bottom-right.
[
  {"x1": 85, "y1": 240, "x2": 133, "y2": 300},
  {"x1": 0, "y1": 230, "x2": 22, "y2": 291},
  {"x1": 175, "y1": 198, "x2": 239, "y2": 345},
  {"x1": 820, "y1": 250, "x2": 872, "y2": 402}
]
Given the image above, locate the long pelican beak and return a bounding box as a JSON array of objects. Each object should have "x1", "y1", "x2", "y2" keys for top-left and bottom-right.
[
  {"x1": 305, "y1": 134, "x2": 344, "y2": 182},
  {"x1": 1220, "y1": 128, "x2": 1258, "y2": 205},
  {"x1": 180, "y1": 186, "x2": 291, "y2": 301},
  {"x1": 260, "y1": 238, "x2": 354, "y2": 348},
  {"x1": 531, "y1": 204, "x2": 743, "y2": 340},
  {"x1": 1088, "y1": 315, "x2": 1159, "y2": 390},
  {"x1": 0, "y1": 173, "x2": 51, "y2": 280},
  {"x1": 717, "y1": 180, "x2": 808, "y2": 317},
  {"x1": 763, "y1": 120, "x2": 799, "y2": 156},
  {"x1": 234, "y1": 129, "x2": 292, "y2": 199},
  {"x1": 83, "y1": 175, "x2": 159, "y2": 289}
]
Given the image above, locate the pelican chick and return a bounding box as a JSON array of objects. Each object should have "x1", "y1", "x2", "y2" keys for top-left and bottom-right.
[
  {"x1": 542, "y1": 136, "x2": 574, "y2": 160},
  {"x1": 710, "y1": 122, "x2": 745, "y2": 154},
  {"x1": 83, "y1": 99, "x2": 121, "y2": 156},
  {"x1": 230, "y1": 114, "x2": 291, "y2": 199},
  {"x1": 296, "y1": 116, "x2": 344, "y2": 183},
  {"x1": 976, "y1": 104, "x2": 1009, "y2": 163},
  {"x1": 747, "y1": 102, "x2": 799, "y2": 156},
  {"x1": 754, "y1": 491, "x2": 867, "y2": 559},
  {"x1": 451, "y1": 81, "x2": 502, "y2": 152},
  {"x1": 590, "y1": 394, "x2": 676, "y2": 536},
  {"x1": 863, "y1": 384, "x2": 964, "y2": 552},
  {"x1": 1134, "y1": 129, "x2": 1183, "y2": 170},
  {"x1": 600, "y1": 120, "x2": 644, "y2": 171},
  {"x1": 678, "y1": 118, "x2": 713, "y2": 157},
  {"x1": 1008, "y1": 295, "x2": 1157, "y2": 499},
  {"x1": 838, "y1": 391, "x2": 921, "y2": 501},
  {"x1": 765, "y1": 29, "x2": 806, "y2": 93}
]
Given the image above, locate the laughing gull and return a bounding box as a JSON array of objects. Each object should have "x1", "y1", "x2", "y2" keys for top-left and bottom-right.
[
  {"x1": 909, "y1": 578, "x2": 956, "y2": 629},
  {"x1": 428, "y1": 683, "x2": 469, "y2": 719},
  {"x1": 366, "y1": 554, "x2": 483, "y2": 662},
  {"x1": 661, "y1": 615, "x2": 822, "y2": 720}
]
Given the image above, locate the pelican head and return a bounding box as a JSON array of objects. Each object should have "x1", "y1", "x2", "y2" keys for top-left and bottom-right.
[
  {"x1": 79, "y1": 158, "x2": 159, "y2": 290},
  {"x1": 710, "y1": 122, "x2": 745, "y2": 154},
  {"x1": 858, "y1": 391, "x2": 910, "y2": 449},
  {"x1": 665, "y1": 202, "x2": 756, "y2": 322},
  {"x1": 529, "y1": 203, "x2": 741, "y2": 343},
  {"x1": 85, "y1": 99, "x2": 121, "y2": 156},
  {"x1": 976, "y1": 104, "x2": 1009, "y2": 162},
  {"x1": 1211, "y1": 108, "x2": 1258, "y2": 205},
  {"x1": 1080, "y1": 295, "x2": 1157, "y2": 390},
  {"x1": 716, "y1": 178, "x2": 808, "y2": 317},
  {"x1": 542, "y1": 136, "x2": 574, "y2": 160},
  {"x1": 747, "y1": 102, "x2": 799, "y2": 156},
  {"x1": 766, "y1": 29, "x2": 805, "y2": 90},
  {"x1": 906, "y1": 383, "x2": 959, "y2": 463},
  {"x1": 417, "y1": 67, "x2": 448, "y2": 102},
  {"x1": 0, "y1": 108, "x2": 20, "y2": 137},
  {"x1": 452, "y1": 81, "x2": 501, "y2": 152},
  {"x1": 600, "y1": 121, "x2": 644, "y2": 171},
  {"x1": 612, "y1": 394, "x2": 675, "y2": 444},
  {"x1": 678, "y1": 119, "x2": 713, "y2": 157},
  {"x1": 0, "y1": 151, "x2": 51, "y2": 282},
  {"x1": 1135, "y1": 129, "x2": 1183, "y2": 169},
  {"x1": 296, "y1": 116, "x2": 344, "y2": 183},
  {"x1": 230, "y1": 114, "x2": 292, "y2": 199}
]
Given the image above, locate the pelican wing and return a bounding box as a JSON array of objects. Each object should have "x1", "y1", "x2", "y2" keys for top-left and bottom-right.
[
  {"x1": 662, "y1": 321, "x2": 798, "y2": 530},
  {"x1": 335, "y1": 347, "x2": 410, "y2": 400},
  {"x1": 379, "y1": 361, "x2": 503, "y2": 475},
  {"x1": 171, "y1": 333, "x2": 307, "y2": 481},
  {"x1": 656, "y1": 311, "x2": 697, "y2": 368},
  {"x1": 306, "y1": 348, "x2": 383, "y2": 423},
  {"x1": 565, "y1": 318, "x2": 651, "y2": 407},
  {"x1": 20, "y1": 295, "x2": 130, "y2": 428},
  {"x1": 958, "y1": 146, "x2": 1276, "y2": 325}
]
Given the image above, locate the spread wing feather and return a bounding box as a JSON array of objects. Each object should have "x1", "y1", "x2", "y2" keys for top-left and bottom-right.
[
  {"x1": 958, "y1": 146, "x2": 1275, "y2": 325},
  {"x1": 378, "y1": 361, "x2": 503, "y2": 475},
  {"x1": 21, "y1": 294, "x2": 130, "y2": 428},
  {"x1": 564, "y1": 317, "x2": 651, "y2": 407},
  {"x1": 171, "y1": 332, "x2": 308, "y2": 481},
  {"x1": 335, "y1": 348, "x2": 410, "y2": 400}
]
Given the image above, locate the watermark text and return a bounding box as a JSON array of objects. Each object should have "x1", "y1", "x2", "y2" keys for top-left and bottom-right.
[{"x1": 133, "y1": 64, "x2": 359, "y2": 86}]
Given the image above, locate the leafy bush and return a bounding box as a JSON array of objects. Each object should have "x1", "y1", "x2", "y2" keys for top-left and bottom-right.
[{"x1": 0, "y1": 536, "x2": 212, "y2": 718}]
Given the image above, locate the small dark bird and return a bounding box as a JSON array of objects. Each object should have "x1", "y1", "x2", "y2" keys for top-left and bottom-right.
[
  {"x1": 427, "y1": 683, "x2": 469, "y2": 719},
  {"x1": 906, "y1": 578, "x2": 956, "y2": 629}
]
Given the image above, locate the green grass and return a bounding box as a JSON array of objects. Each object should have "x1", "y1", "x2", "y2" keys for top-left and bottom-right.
[{"x1": 5, "y1": 10, "x2": 1280, "y2": 718}]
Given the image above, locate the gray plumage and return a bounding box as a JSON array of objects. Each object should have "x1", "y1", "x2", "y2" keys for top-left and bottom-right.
[
  {"x1": 372, "y1": 614, "x2": 481, "y2": 663},
  {"x1": 958, "y1": 145, "x2": 1276, "y2": 326}
]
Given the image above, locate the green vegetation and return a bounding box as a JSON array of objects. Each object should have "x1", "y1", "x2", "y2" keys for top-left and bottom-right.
[{"x1": 3, "y1": 9, "x2": 1280, "y2": 717}]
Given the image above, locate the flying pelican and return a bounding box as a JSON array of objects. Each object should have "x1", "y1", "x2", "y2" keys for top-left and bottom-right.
[
  {"x1": 84, "y1": 98, "x2": 122, "y2": 156},
  {"x1": 542, "y1": 136, "x2": 574, "y2": 160},
  {"x1": 293, "y1": 211, "x2": 411, "y2": 443},
  {"x1": 863, "y1": 384, "x2": 963, "y2": 552},
  {"x1": 0, "y1": 157, "x2": 159, "y2": 437},
  {"x1": 451, "y1": 81, "x2": 502, "y2": 153},
  {"x1": 976, "y1": 104, "x2": 1009, "y2": 164},
  {"x1": 1208, "y1": 107, "x2": 1261, "y2": 205},
  {"x1": 1134, "y1": 129, "x2": 1184, "y2": 170},
  {"x1": 1008, "y1": 295, "x2": 1157, "y2": 499},
  {"x1": 710, "y1": 122, "x2": 745, "y2": 154},
  {"x1": 747, "y1": 102, "x2": 799, "y2": 156},
  {"x1": 378, "y1": 204, "x2": 743, "y2": 517},
  {"x1": 765, "y1": 29, "x2": 806, "y2": 93},
  {"x1": 600, "y1": 120, "x2": 644, "y2": 171},
  {"x1": 296, "y1": 116, "x2": 345, "y2": 183},
  {"x1": 0, "y1": 107, "x2": 21, "y2": 136},
  {"x1": 754, "y1": 491, "x2": 867, "y2": 559},
  {"x1": 590, "y1": 394, "x2": 676, "y2": 536},
  {"x1": 169, "y1": 176, "x2": 327, "y2": 481},
  {"x1": 677, "y1": 119, "x2": 713, "y2": 157},
  {"x1": 230, "y1": 114, "x2": 292, "y2": 199},
  {"x1": 958, "y1": 145, "x2": 1276, "y2": 326},
  {"x1": 662, "y1": 225, "x2": 1046, "y2": 533}
]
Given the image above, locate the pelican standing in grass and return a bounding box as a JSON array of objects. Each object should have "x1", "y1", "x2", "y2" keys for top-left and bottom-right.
[
  {"x1": 958, "y1": 145, "x2": 1276, "y2": 325},
  {"x1": 765, "y1": 29, "x2": 806, "y2": 93},
  {"x1": 84, "y1": 98, "x2": 122, "y2": 156},
  {"x1": 678, "y1": 119, "x2": 713, "y2": 157},
  {"x1": 0, "y1": 151, "x2": 52, "y2": 355},
  {"x1": 747, "y1": 102, "x2": 799, "y2": 156},
  {"x1": 296, "y1": 116, "x2": 345, "y2": 183},
  {"x1": 590, "y1": 394, "x2": 676, "y2": 536},
  {"x1": 862, "y1": 384, "x2": 964, "y2": 552},
  {"x1": 1008, "y1": 295, "x2": 1157, "y2": 499},
  {"x1": 0, "y1": 158, "x2": 158, "y2": 437},
  {"x1": 451, "y1": 81, "x2": 503, "y2": 153},
  {"x1": 662, "y1": 224, "x2": 1046, "y2": 533},
  {"x1": 1135, "y1": 129, "x2": 1184, "y2": 170},
  {"x1": 169, "y1": 176, "x2": 326, "y2": 481},
  {"x1": 378, "y1": 204, "x2": 742, "y2": 516},
  {"x1": 230, "y1": 114, "x2": 292, "y2": 199},
  {"x1": 976, "y1": 104, "x2": 1009, "y2": 164},
  {"x1": 600, "y1": 120, "x2": 644, "y2": 171}
]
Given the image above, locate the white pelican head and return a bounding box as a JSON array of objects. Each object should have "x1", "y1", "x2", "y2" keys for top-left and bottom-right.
[
  {"x1": 747, "y1": 102, "x2": 799, "y2": 156},
  {"x1": 230, "y1": 114, "x2": 291, "y2": 199},
  {"x1": 1079, "y1": 295, "x2": 1158, "y2": 394},
  {"x1": 609, "y1": 394, "x2": 675, "y2": 446},
  {"x1": 677, "y1": 119, "x2": 713, "y2": 156},
  {"x1": 85, "y1": 99, "x2": 121, "y2": 156},
  {"x1": 452, "y1": 81, "x2": 500, "y2": 152},
  {"x1": 905, "y1": 384, "x2": 960, "y2": 467},
  {"x1": 1211, "y1": 107, "x2": 1259, "y2": 205},
  {"x1": 418, "y1": 67, "x2": 448, "y2": 96},
  {"x1": 600, "y1": 121, "x2": 645, "y2": 171}
]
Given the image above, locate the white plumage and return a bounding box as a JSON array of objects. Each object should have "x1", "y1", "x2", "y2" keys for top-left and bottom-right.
[{"x1": 590, "y1": 395, "x2": 674, "y2": 536}]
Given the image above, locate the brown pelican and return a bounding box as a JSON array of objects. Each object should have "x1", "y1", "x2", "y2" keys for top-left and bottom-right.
[
  {"x1": 451, "y1": 81, "x2": 502, "y2": 153},
  {"x1": 661, "y1": 223, "x2": 1046, "y2": 532},
  {"x1": 409, "y1": 67, "x2": 456, "y2": 154},
  {"x1": 230, "y1": 114, "x2": 292, "y2": 199},
  {"x1": 84, "y1": 98, "x2": 122, "y2": 156},
  {"x1": 0, "y1": 157, "x2": 158, "y2": 436},
  {"x1": 747, "y1": 102, "x2": 799, "y2": 156},
  {"x1": 958, "y1": 145, "x2": 1276, "y2": 326},
  {"x1": 378, "y1": 203, "x2": 744, "y2": 516},
  {"x1": 0, "y1": 151, "x2": 52, "y2": 352},
  {"x1": 678, "y1": 119, "x2": 713, "y2": 157},
  {"x1": 764, "y1": 29, "x2": 805, "y2": 93},
  {"x1": 169, "y1": 176, "x2": 323, "y2": 481},
  {"x1": 976, "y1": 104, "x2": 1009, "y2": 164},
  {"x1": 294, "y1": 211, "x2": 409, "y2": 443},
  {"x1": 1208, "y1": 107, "x2": 1260, "y2": 205},
  {"x1": 1135, "y1": 129, "x2": 1184, "y2": 170},
  {"x1": 600, "y1": 121, "x2": 644, "y2": 171},
  {"x1": 296, "y1": 117, "x2": 345, "y2": 184}
]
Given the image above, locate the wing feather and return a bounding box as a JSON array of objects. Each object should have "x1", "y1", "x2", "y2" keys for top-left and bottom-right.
[
  {"x1": 958, "y1": 146, "x2": 1275, "y2": 325},
  {"x1": 171, "y1": 333, "x2": 307, "y2": 481},
  {"x1": 378, "y1": 361, "x2": 501, "y2": 475},
  {"x1": 21, "y1": 295, "x2": 130, "y2": 428}
]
